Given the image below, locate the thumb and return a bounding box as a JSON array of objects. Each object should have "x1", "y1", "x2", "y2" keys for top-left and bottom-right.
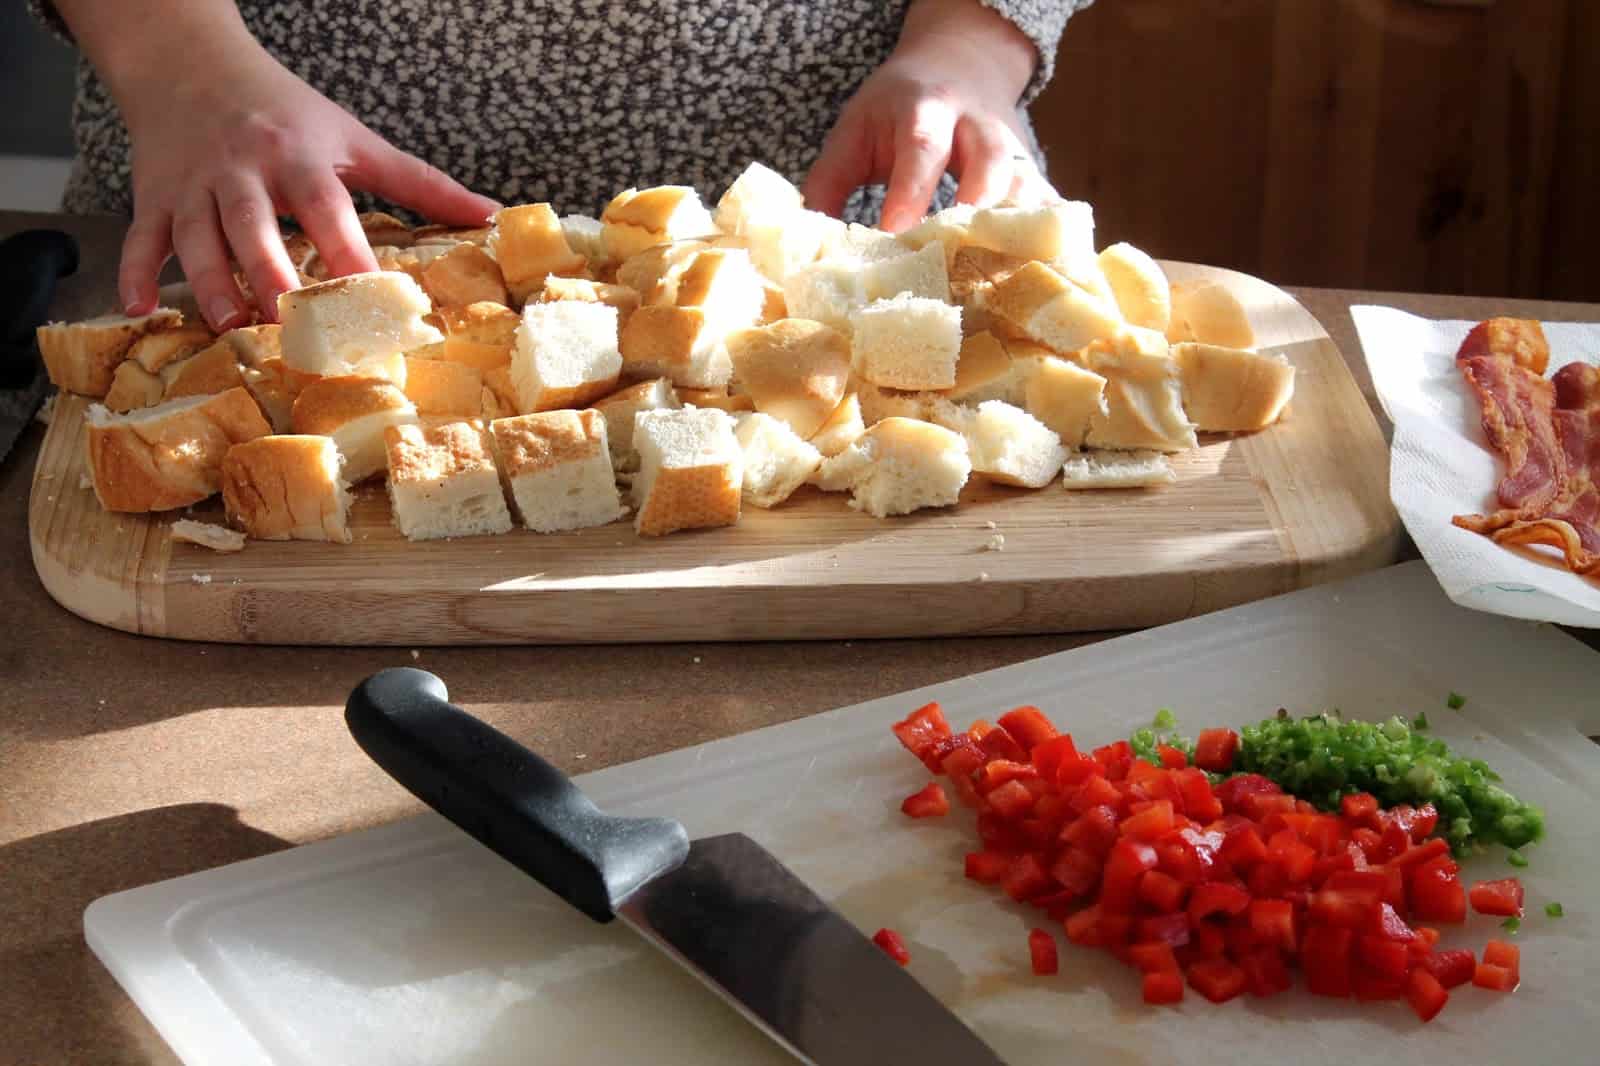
[
  {"x1": 346, "y1": 133, "x2": 501, "y2": 226},
  {"x1": 803, "y1": 113, "x2": 874, "y2": 220}
]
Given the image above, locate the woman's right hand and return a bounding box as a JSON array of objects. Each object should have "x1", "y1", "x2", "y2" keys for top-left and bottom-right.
[{"x1": 118, "y1": 41, "x2": 500, "y2": 330}]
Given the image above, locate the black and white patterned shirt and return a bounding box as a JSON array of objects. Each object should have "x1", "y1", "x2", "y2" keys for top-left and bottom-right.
[{"x1": 33, "y1": 1, "x2": 1090, "y2": 222}]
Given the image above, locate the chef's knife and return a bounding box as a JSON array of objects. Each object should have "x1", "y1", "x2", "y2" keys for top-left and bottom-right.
[
  {"x1": 0, "y1": 229, "x2": 79, "y2": 463},
  {"x1": 346, "y1": 668, "x2": 1005, "y2": 1066}
]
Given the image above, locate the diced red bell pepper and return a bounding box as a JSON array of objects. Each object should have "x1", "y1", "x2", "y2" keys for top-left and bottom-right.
[
  {"x1": 965, "y1": 850, "x2": 1012, "y2": 884},
  {"x1": 1406, "y1": 967, "x2": 1449, "y2": 1022},
  {"x1": 1157, "y1": 744, "x2": 1188, "y2": 769},
  {"x1": 1483, "y1": 938, "x2": 1519, "y2": 971},
  {"x1": 986, "y1": 779, "x2": 1037, "y2": 818},
  {"x1": 1248, "y1": 898, "x2": 1296, "y2": 953},
  {"x1": 1002, "y1": 853, "x2": 1053, "y2": 902},
  {"x1": 1421, "y1": 948, "x2": 1476, "y2": 989},
  {"x1": 1301, "y1": 926, "x2": 1354, "y2": 998},
  {"x1": 998, "y1": 706, "x2": 1059, "y2": 752},
  {"x1": 1187, "y1": 959, "x2": 1248, "y2": 1003},
  {"x1": 1138, "y1": 869, "x2": 1189, "y2": 913},
  {"x1": 1030, "y1": 734, "x2": 1080, "y2": 778},
  {"x1": 892, "y1": 703, "x2": 951, "y2": 770},
  {"x1": 1473, "y1": 962, "x2": 1518, "y2": 992},
  {"x1": 1340, "y1": 792, "x2": 1380, "y2": 826},
  {"x1": 978, "y1": 725, "x2": 1029, "y2": 764},
  {"x1": 1028, "y1": 928, "x2": 1059, "y2": 975},
  {"x1": 1064, "y1": 904, "x2": 1131, "y2": 948},
  {"x1": 1309, "y1": 871, "x2": 1388, "y2": 929},
  {"x1": 1142, "y1": 969, "x2": 1185, "y2": 1004},
  {"x1": 1049, "y1": 846, "x2": 1102, "y2": 899},
  {"x1": 1101, "y1": 839, "x2": 1159, "y2": 912},
  {"x1": 1389, "y1": 836, "x2": 1450, "y2": 869},
  {"x1": 1355, "y1": 934, "x2": 1411, "y2": 979},
  {"x1": 1192, "y1": 922, "x2": 1228, "y2": 960},
  {"x1": 1129, "y1": 941, "x2": 1180, "y2": 974},
  {"x1": 1468, "y1": 878, "x2": 1525, "y2": 918},
  {"x1": 1239, "y1": 948, "x2": 1293, "y2": 997},
  {"x1": 1061, "y1": 804, "x2": 1121, "y2": 859},
  {"x1": 1055, "y1": 754, "x2": 1102, "y2": 788},
  {"x1": 1371, "y1": 902, "x2": 1416, "y2": 942},
  {"x1": 1135, "y1": 912, "x2": 1192, "y2": 948},
  {"x1": 1351, "y1": 967, "x2": 1407, "y2": 1002},
  {"x1": 1069, "y1": 773, "x2": 1123, "y2": 815},
  {"x1": 1267, "y1": 829, "x2": 1317, "y2": 884},
  {"x1": 1244, "y1": 792, "x2": 1299, "y2": 820},
  {"x1": 1119, "y1": 800, "x2": 1176, "y2": 842},
  {"x1": 1214, "y1": 773, "x2": 1281, "y2": 814},
  {"x1": 1407, "y1": 803, "x2": 1439, "y2": 841},
  {"x1": 1173, "y1": 768, "x2": 1224, "y2": 822},
  {"x1": 872, "y1": 927, "x2": 911, "y2": 966},
  {"x1": 1246, "y1": 860, "x2": 1289, "y2": 900},
  {"x1": 901, "y1": 782, "x2": 950, "y2": 818},
  {"x1": 1413, "y1": 926, "x2": 1441, "y2": 949},
  {"x1": 1282, "y1": 813, "x2": 1342, "y2": 856},
  {"x1": 1188, "y1": 881, "x2": 1252, "y2": 923},
  {"x1": 1091, "y1": 740, "x2": 1135, "y2": 780},
  {"x1": 1220, "y1": 824, "x2": 1269, "y2": 872},
  {"x1": 1350, "y1": 827, "x2": 1385, "y2": 862},
  {"x1": 976, "y1": 759, "x2": 1039, "y2": 795},
  {"x1": 1193, "y1": 728, "x2": 1239, "y2": 772},
  {"x1": 1410, "y1": 856, "x2": 1467, "y2": 923},
  {"x1": 976, "y1": 811, "x2": 1026, "y2": 851},
  {"x1": 1223, "y1": 916, "x2": 1263, "y2": 957}
]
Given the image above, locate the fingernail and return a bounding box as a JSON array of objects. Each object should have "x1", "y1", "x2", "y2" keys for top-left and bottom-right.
[{"x1": 209, "y1": 299, "x2": 243, "y2": 331}]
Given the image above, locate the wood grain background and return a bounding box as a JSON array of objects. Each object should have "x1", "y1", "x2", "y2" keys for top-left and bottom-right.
[{"x1": 1033, "y1": 0, "x2": 1598, "y2": 301}]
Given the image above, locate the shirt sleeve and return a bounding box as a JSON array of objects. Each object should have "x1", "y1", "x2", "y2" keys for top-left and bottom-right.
[
  {"x1": 26, "y1": 1, "x2": 75, "y2": 45},
  {"x1": 978, "y1": 0, "x2": 1095, "y2": 104}
]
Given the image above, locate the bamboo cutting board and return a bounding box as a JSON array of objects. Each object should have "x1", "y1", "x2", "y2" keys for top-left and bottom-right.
[{"x1": 27, "y1": 262, "x2": 1401, "y2": 645}]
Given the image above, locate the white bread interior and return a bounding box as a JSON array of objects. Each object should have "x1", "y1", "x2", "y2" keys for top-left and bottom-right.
[
  {"x1": 384, "y1": 419, "x2": 514, "y2": 541},
  {"x1": 734, "y1": 412, "x2": 822, "y2": 508},
  {"x1": 489, "y1": 409, "x2": 624, "y2": 532},
  {"x1": 1024, "y1": 354, "x2": 1109, "y2": 449},
  {"x1": 899, "y1": 204, "x2": 977, "y2": 266},
  {"x1": 630, "y1": 407, "x2": 743, "y2": 536},
  {"x1": 169, "y1": 519, "x2": 247, "y2": 553},
  {"x1": 863, "y1": 241, "x2": 950, "y2": 303},
  {"x1": 601, "y1": 186, "x2": 720, "y2": 262},
  {"x1": 537, "y1": 276, "x2": 642, "y2": 328},
  {"x1": 966, "y1": 200, "x2": 1096, "y2": 266},
  {"x1": 1098, "y1": 243, "x2": 1172, "y2": 333},
  {"x1": 278, "y1": 272, "x2": 442, "y2": 377},
  {"x1": 821, "y1": 223, "x2": 910, "y2": 265},
  {"x1": 782, "y1": 259, "x2": 867, "y2": 334},
  {"x1": 851, "y1": 293, "x2": 962, "y2": 390},
  {"x1": 85, "y1": 387, "x2": 272, "y2": 512},
  {"x1": 934, "y1": 400, "x2": 1067, "y2": 489},
  {"x1": 1082, "y1": 333, "x2": 1198, "y2": 452},
  {"x1": 808, "y1": 391, "x2": 866, "y2": 458},
  {"x1": 743, "y1": 209, "x2": 839, "y2": 283},
  {"x1": 590, "y1": 377, "x2": 682, "y2": 472},
  {"x1": 987, "y1": 261, "x2": 1123, "y2": 356},
  {"x1": 1166, "y1": 279, "x2": 1255, "y2": 349},
  {"x1": 103, "y1": 360, "x2": 167, "y2": 413},
  {"x1": 559, "y1": 214, "x2": 608, "y2": 268},
  {"x1": 1060, "y1": 449, "x2": 1175, "y2": 489},
  {"x1": 221, "y1": 434, "x2": 354, "y2": 542},
  {"x1": 160, "y1": 338, "x2": 243, "y2": 400},
  {"x1": 714, "y1": 161, "x2": 805, "y2": 235},
  {"x1": 37, "y1": 308, "x2": 183, "y2": 397},
  {"x1": 726, "y1": 318, "x2": 851, "y2": 439},
  {"x1": 290, "y1": 375, "x2": 420, "y2": 482},
  {"x1": 511, "y1": 300, "x2": 622, "y2": 412},
  {"x1": 814, "y1": 416, "x2": 971, "y2": 517},
  {"x1": 489, "y1": 203, "x2": 587, "y2": 304},
  {"x1": 128, "y1": 322, "x2": 214, "y2": 374},
  {"x1": 1172, "y1": 342, "x2": 1294, "y2": 431}
]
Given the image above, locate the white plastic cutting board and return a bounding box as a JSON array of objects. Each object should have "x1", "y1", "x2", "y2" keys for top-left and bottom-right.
[{"x1": 87, "y1": 562, "x2": 1600, "y2": 1066}]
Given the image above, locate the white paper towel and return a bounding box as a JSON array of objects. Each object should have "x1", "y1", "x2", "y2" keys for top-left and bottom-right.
[{"x1": 1352, "y1": 305, "x2": 1600, "y2": 627}]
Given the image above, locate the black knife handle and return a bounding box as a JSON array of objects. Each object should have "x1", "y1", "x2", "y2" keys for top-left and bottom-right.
[
  {"x1": 345, "y1": 668, "x2": 690, "y2": 924},
  {"x1": 0, "y1": 229, "x2": 79, "y2": 345}
]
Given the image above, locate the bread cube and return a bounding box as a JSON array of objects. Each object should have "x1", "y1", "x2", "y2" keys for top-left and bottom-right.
[
  {"x1": 421, "y1": 243, "x2": 509, "y2": 309},
  {"x1": 435, "y1": 301, "x2": 519, "y2": 371},
  {"x1": 744, "y1": 209, "x2": 840, "y2": 282},
  {"x1": 734, "y1": 412, "x2": 823, "y2": 508},
  {"x1": 1166, "y1": 279, "x2": 1255, "y2": 349},
  {"x1": 127, "y1": 322, "x2": 213, "y2": 374},
  {"x1": 726, "y1": 318, "x2": 851, "y2": 438},
  {"x1": 85, "y1": 388, "x2": 272, "y2": 512},
  {"x1": 781, "y1": 259, "x2": 867, "y2": 334},
  {"x1": 489, "y1": 203, "x2": 587, "y2": 304},
  {"x1": 814, "y1": 417, "x2": 971, "y2": 517},
  {"x1": 988, "y1": 261, "x2": 1123, "y2": 356},
  {"x1": 278, "y1": 272, "x2": 442, "y2": 377},
  {"x1": 933, "y1": 400, "x2": 1067, "y2": 489},
  {"x1": 1173, "y1": 342, "x2": 1294, "y2": 431},
  {"x1": 820, "y1": 222, "x2": 910, "y2": 265},
  {"x1": 511, "y1": 301, "x2": 622, "y2": 412},
  {"x1": 37, "y1": 308, "x2": 183, "y2": 397},
  {"x1": 851, "y1": 293, "x2": 962, "y2": 390},
  {"x1": 403, "y1": 355, "x2": 485, "y2": 417},
  {"x1": 559, "y1": 214, "x2": 607, "y2": 266},
  {"x1": 630, "y1": 407, "x2": 743, "y2": 536},
  {"x1": 383, "y1": 419, "x2": 514, "y2": 541},
  {"x1": 807, "y1": 392, "x2": 866, "y2": 458},
  {"x1": 590, "y1": 378, "x2": 681, "y2": 472},
  {"x1": 967, "y1": 200, "x2": 1096, "y2": 265},
  {"x1": 619, "y1": 305, "x2": 732, "y2": 389},
  {"x1": 161, "y1": 338, "x2": 243, "y2": 400},
  {"x1": 104, "y1": 360, "x2": 166, "y2": 413},
  {"x1": 1082, "y1": 336, "x2": 1197, "y2": 453},
  {"x1": 1060, "y1": 449, "x2": 1175, "y2": 490},
  {"x1": 240, "y1": 359, "x2": 296, "y2": 433},
  {"x1": 221, "y1": 434, "x2": 353, "y2": 542},
  {"x1": 537, "y1": 276, "x2": 642, "y2": 328},
  {"x1": 489, "y1": 409, "x2": 624, "y2": 532},
  {"x1": 291, "y1": 375, "x2": 420, "y2": 481},
  {"x1": 601, "y1": 185, "x2": 719, "y2": 262},
  {"x1": 714, "y1": 161, "x2": 805, "y2": 235},
  {"x1": 863, "y1": 242, "x2": 950, "y2": 303},
  {"x1": 1024, "y1": 355, "x2": 1109, "y2": 449},
  {"x1": 1097, "y1": 243, "x2": 1171, "y2": 333}
]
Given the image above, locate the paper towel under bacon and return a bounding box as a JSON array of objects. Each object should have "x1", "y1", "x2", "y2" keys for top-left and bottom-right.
[{"x1": 1452, "y1": 320, "x2": 1600, "y2": 577}]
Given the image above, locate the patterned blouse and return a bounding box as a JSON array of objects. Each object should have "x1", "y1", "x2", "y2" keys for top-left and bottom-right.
[{"x1": 32, "y1": 1, "x2": 1090, "y2": 222}]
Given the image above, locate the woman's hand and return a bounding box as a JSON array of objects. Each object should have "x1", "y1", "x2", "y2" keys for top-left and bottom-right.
[{"x1": 803, "y1": 0, "x2": 1055, "y2": 233}]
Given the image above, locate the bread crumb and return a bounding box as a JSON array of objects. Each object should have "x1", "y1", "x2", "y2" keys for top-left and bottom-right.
[
  {"x1": 693, "y1": 655, "x2": 702, "y2": 664},
  {"x1": 978, "y1": 571, "x2": 990, "y2": 582},
  {"x1": 78, "y1": 473, "x2": 93, "y2": 490},
  {"x1": 410, "y1": 649, "x2": 420, "y2": 661},
  {"x1": 985, "y1": 533, "x2": 1005, "y2": 552},
  {"x1": 35, "y1": 394, "x2": 55, "y2": 424},
  {"x1": 984, "y1": 520, "x2": 997, "y2": 530},
  {"x1": 575, "y1": 753, "x2": 587, "y2": 760},
  {"x1": 191, "y1": 573, "x2": 212, "y2": 585}
]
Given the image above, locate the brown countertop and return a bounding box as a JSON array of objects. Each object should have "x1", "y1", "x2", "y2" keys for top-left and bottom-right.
[{"x1": 3, "y1": 209, "x2": 1597, "y2": 1065}]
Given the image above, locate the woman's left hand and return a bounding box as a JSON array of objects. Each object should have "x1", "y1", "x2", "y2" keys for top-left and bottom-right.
[{"x1": 803, "y1": 0, "x2": 1056, "y2": 233}]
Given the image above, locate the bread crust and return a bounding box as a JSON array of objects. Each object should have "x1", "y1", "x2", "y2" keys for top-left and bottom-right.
[
  {"x1": 726, "y1": 318, "x2": 851, "y2": 438},
  {"x1": 37, "y1": 309, "x2": 183, "y2": 397},
  {"x1": 87, "y1": 388, "x2": 273, "y2": 512},
  {"x1": 221, "y1": 434, "x2": 353, "y2": 542}
]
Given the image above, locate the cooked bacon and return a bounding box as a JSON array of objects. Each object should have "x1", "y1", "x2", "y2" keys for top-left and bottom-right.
[
  {"x1": 1453, "y1": 354, "x2": 1564, "y2": 519},
  {"x1": 1456, "y1": 317, "x2": 1550, "y2": 375}
]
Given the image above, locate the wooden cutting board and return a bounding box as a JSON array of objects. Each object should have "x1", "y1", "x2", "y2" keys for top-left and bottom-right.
[{"x1": 27, "y1": 262, "x2": 1400, "y2": 645}]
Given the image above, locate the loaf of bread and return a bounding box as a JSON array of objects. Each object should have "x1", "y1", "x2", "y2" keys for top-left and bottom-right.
[
  {"x1": 511, "y1": 301, "x2": 622, "y2": 412},
  {"x1": 814, "y1": 417, "x2": 971, "y2": 517},
  {"x1": 37, "y1": 309, "x2": 183, "y2": 397},
  {"x1": 1098, "y1": 243, "x2": 1172, "y2": 333},
  {"x1": 489, "y1": 203, "x2": 587, "y2": 304},
  {"x1": 489, "y1": 409, "x2": 624, "y2": 532},
  {"x1": 630, "y1": 406, "x2": 743, "y2": 536},
  {"x1": 734, "y1": 412, "x2": 822, "y2": 508},
  {"x1": 934, "y1": 400, "x2": 1067, "y2": 489},
  {"x1": 1024, "y1": 355, "x2": 1109, "y2": 449},
  {"x1": 383, "y1": 419, "x2": 514, "y2": 541},
  {"x1": 725, "y1": 318, "x2": 851, "y2": 439},
  {"x1": 1172, "y1": 342, "x2": 1294, "y2": 431},
  {"x1": 851, "y1": 293, "x2": 963, "y2": 391},
  {"x1": 602, "y1": 186, "x2": 720, "y2": 262},
  {"x1": 403, "y1": 355, "x2": 485, "y2": 417},
  {"x1": 290, "y1": 375, "x2": 420, "y2": 481},
  {"x1": 221, "y1": 434, "x2": 354, "y2": 542},
  {"x1": 278, "y1": 273, "x2": 442, "y2": 377},
  {"x1": 1060, "y1": 449, "x2": 1175, "y2": 490},
  {"x1": 85, "y1": 387, "x2": 272, "y2": 512}
]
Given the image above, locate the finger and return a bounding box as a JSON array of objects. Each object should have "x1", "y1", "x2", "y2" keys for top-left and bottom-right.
[
  {"x1": 879, "y1": 96, "x2": 957, "y2": 233},
  {"x1": 951, "y1": 116, "x2": 1014, "y2": 209},
  {"x1": 346, "y1": 134, "x2": 500, "y2": 226},
  {"x1": 214, "y1": 172, "x2": 301, "y2": 323},
  {"x1": 278, "y1": 165, "x2": 378, "y2": 279},
  {"x1": 119, "y1": 208, "x2": 173, "y2": 317},
  {"x1": 803, "y1": 106, "x2": 877, "y2": 220},
  {"x1": 1007, "y1": 156, "x2": 1057, "y2": 206},
  {"x1": 171, "y1": 190, "x2": 250, "y2": 332}
]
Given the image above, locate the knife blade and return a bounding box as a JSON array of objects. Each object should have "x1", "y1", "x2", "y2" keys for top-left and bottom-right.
[
  {"x1": 0, "y1": 229, "x2": 79, "y2": 463},
  {"x1": 345, "y1": 668, "x2": 1005, "y2": 1066}
]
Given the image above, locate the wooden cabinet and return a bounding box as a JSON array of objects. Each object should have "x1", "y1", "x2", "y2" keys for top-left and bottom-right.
[{"x1": 1031, "y1": 0, "x2": 1597, "y2": 300}]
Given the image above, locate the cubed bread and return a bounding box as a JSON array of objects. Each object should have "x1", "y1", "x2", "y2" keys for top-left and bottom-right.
[
  {"x1": 537, "y1": 276, "x2": 642, "y2": 327},
  {"x1": 726, "y1": 318, "x2": 851, "y2": 438},
  {"x1": 856, "y1": 381, "x2": 944, "y2": 425},
  {"x1": 988, "y1": 261, "x2": 1123, "y2": 356},
  {"x1": 103, "y1": 361, "x2": 166, "y2": 413},
  {"x1": 714, "y1": 161, "x2": 805, "y2": 235},
  {"x1": 602, "y1": 185, "x2": 720, "y2": 262},
  {"x1": 412, "y1": 224, "x2": 491, "y2": 247},
  {"x1": 590, "y1": 377, "x2": 681, "y2": 472},
  {"x1": 821, "y1": 222, "x2": 910, "y2": 265},
  {"x1": 169, "y1": 519, "x2": 247, "y2": 553},
  {"x1": 759, "y1": 282, "x2": 787, "y2": 324},
  {"x1": 511, "y1": 300, "x2": 622, "y2": 412},
  {"x1": 240, "y1": 359, "x2": 296, "y2": 433},
  {"x1": 488, "y1": 203, "x2": 588, "y2": 303},
  {"x1": 127, "y1": 322, "x2": 214, "y2": 374},
  {"x1": 420, "y1": 242, "x2": 509, "y2": 308},
  {"x1": 814, "y1": 417, "x2": 971, "y2": 517},
  {"x1": 559, "y1": 214, "x2": 607, "y2": 267},
  {"x1": 85, "y1": 387, "x2": 273, "y2": 512},
  {"x1": 1023, "y1": 355, "x2": 1109, "y2": 449},
  {"x1": 948, "y1": 331, "x2": 1020, "y2": 406},
  {"x1": 1097, "y1": 243, "x2": 1171, "y2": 333},
  {"x1": 1166, "y1": 279, "x2": 1255, "y2": 349},
  {"x1": 630, "y1": 407, "x2": 743, "y2": 536},
  {"x1": 221, "y1": 434, "x2": 354, "y2": 542},
  {"x1": 488, "y1": 409, "x2": 624, "y2": 532},
  {"x1": 679, "y1": 387, "x2": 754, "y2": 412},
  {"x1": 1082, "y1": 336, "x2": 1197, "y2": 453},
  {"x1": 435, "y1": 301, "x2": 519, "y2": 371},
  {"x1": 933, "y1": 400, "x2": 1066, "y2": 489},
  {"x1": 851, "y1": 293, "x2": 962, "y2": 390},
  {"x1": 1172, "y1": 342, "x2": 1294, "y2": 431},
  {"x1": 863, "y1": 241, "x2": 950, "y2": 303},
  {"x1": 37, "y1": 308, "x2": 183, "y2": 397},
  {"x1": 667, "y1": 248, "x2": 765, "y2": 326},
  {"x1": 359, "y1": 211, "x2": 414, "y2": 249},
  {"x1": 616, "y1": 240, "x2": 709, "y2": 302},
  {"x1": 900, "y1": 204, "x2": 976, "y2": 264},
  {"x1": 221, "y1": 324, "x2": 283, "y2": 369},
  {"x1": 1060, "y1": 449, "x2": 1175, "y2": 489},
  {"x1": 278, "y1": 272, "x2": 442, "y2": 377},
  {"x1": 290, "y1": 375, "x2": 420, "y2": 481},
  {"x1": 781, "y1": 259, "x2": 867, "y2": 334},
  {"x1": 403, "y1": 355, "x2": 485, "y2": 417},
  {"x1": 734, "y1": 412, "x2": 822, "y2": 508},
  {"x1": 384, "y1": 419, "x2": 514, "y2": 541},
  {"x1": 743, "y1": 208, "x2": 839, "y2": 282},
  {"x1": 161, "y1": 338, "x2": 244, "y2": 400},
  {"x1": 619, "y1": 305, "x2": 732, "y2": 388},
  {"x1": 808, "y1": 392, "x2": 866, "y2": 457},
  {"x1": 966, "y1": 200, "x2": 1096, "y2": 265}
]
